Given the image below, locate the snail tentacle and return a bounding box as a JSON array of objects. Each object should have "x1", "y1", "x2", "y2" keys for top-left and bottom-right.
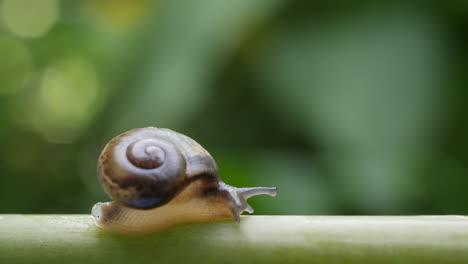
[
  {"x1": 238, "y1": 187, "x2": 278, "y2": 199},
  {"x1": 219, "y1": 182, "x2": 277, "y2": 222},
  {"x1": 245, "y1": 203, "x2": 254, "y2": 214}
]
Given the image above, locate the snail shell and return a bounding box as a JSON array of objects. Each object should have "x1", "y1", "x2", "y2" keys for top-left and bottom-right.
[{"x1": 92, "y1": 127, "x2": 277, "y2": 234}]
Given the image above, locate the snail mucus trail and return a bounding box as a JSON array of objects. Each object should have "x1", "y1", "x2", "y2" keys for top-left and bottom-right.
[{"x1": 92, "y1": 127, "x2": 277, "y2": 234}]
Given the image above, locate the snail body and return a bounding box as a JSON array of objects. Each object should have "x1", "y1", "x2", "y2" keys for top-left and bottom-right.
[{"x1": 92, "y1": 127, "x2": 277, "y2": 234}]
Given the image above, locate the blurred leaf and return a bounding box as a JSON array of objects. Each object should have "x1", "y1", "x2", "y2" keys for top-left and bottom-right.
[
  {"x1": 108, "y1": 0, "x2": 285, "y2": 132},
  {"x1": 253, "y1": 7, "x2": 448, "y2": 212}
]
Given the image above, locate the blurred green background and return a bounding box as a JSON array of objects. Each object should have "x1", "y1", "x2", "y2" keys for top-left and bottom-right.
[{"x1": 1, "y1": 0, "x2": 467, "y2": 216}]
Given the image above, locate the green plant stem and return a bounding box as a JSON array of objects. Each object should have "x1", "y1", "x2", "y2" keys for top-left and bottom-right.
[{"x1": 1, "y1": 215, "x2": 468, "y2": 263}]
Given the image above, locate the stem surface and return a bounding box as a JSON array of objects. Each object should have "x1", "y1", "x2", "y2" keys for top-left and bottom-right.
[{"x1": 1, "y1": 215, "x2": 468, "y2": 263}]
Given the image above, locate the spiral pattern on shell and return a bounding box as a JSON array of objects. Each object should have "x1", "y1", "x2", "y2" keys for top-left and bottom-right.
[
  {"x1": 126, "y1": 139, "x2": 166, "y2": 169},
  {"x1": 98, "y1": 128, "x2": 189, "y2": 209}
]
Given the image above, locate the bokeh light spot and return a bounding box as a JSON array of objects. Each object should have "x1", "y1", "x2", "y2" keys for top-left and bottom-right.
[
  {"x1": 0, "y1": 36, "x2": 32, "y2": 95},
  {"x1": 87, "y1": 0, "x2": 150, "y2": 30},
  {"x1": 1, "y1": 0, "x2": 59, "y2": 38},
  {"x1": 30, "y1": 58, "x2": 101, "y2": 143}
]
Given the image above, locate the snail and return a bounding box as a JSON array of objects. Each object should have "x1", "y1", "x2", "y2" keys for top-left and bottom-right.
[{"x1": 92, "y1": 127, "x2": 277, "y2": 234}]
